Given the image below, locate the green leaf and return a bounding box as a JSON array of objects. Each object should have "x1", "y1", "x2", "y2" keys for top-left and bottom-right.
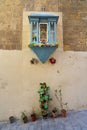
[
  {"x1": 44, "y1": 103, "x2": 48, "y2": 109},
  {"x1": 44, "y1": 95, "x2": 49, "y2": 100},
  {"x1": 40, "y1": 97, "x2": 44, "y2": 102},
  {"x1": 21, "y1": 112, "x2": 26, "y2": 119}
]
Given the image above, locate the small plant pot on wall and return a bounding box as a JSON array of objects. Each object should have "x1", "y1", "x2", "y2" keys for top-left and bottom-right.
[
  {"x1": 49, "y1": 57, "x2": 56, "y2": 64},
  {"x1": 30, "y1": 58, "x2": 38, "y2": 64}
]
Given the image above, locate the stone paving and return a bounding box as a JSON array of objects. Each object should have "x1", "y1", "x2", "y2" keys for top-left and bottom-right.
[{"x1": 0, "y1": 110, "x2": 87, "y2": 130}]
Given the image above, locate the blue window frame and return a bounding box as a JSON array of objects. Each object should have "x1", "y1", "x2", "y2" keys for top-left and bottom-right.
[
  {"x1": 28, "y1": 12, "x2": 59, "y2": 45},
  {"x1": 31, "y1": 22, "x2": 38, "y2": 44}
]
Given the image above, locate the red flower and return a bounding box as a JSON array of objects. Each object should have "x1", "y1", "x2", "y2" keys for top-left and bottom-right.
[{"x1": 49, "y1": 57, "x2": 56, "y2": 64}]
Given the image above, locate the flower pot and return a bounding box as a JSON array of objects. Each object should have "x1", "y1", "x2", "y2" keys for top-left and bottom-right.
[
  {"x1": 42, "y1": 111, "x2": 48, "y2": 119},
  {"x1": 61, "y1": 109, "x2": 66, "y2": 117},
  {"x1": 52, "y1": 111, "x2": 57, "y2": 118},
  {"x1": 49, "y1": 57, "x2": 56, "y2": 64},
  {"x1": 9, "y1": 116, "x2": 16, "y2": 123},
  {"x1": 23, "y1": 117, "x2": 28, "y2": 123},
  {"x1": 42, "y1": 114, "x2": 48, "y2": 119},
  {"x1": 31, "y1": 114, "x2": 36, "y2": 121}
]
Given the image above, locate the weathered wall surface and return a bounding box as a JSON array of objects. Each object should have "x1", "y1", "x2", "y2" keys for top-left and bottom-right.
[
  {"x1": 0, "y1": 0, "x2": 87, "y2": 50},
  {"x1": 59, "y1": 0, "x2": 87, "y2": 51},
  {"x1": 0, "y1": 49, "x2": 87, "y2": 120},
  {"x1": 0, "y1": 0, "x2": 87, "y2": 121}
]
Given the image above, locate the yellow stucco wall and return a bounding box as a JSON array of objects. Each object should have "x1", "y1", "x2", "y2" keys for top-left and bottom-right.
[{"x1": 0, "y1": 49, "x2": 87, "y2": 121}]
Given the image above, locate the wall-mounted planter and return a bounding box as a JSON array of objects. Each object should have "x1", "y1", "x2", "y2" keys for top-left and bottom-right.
[
  {"x1": 29, "y1": 45, "x2": 58, "y2": 63},
  {"x1": 30, "y1": 58, "x2": 38, "y2": 64},
  {"x1": 49, "y1": 57, "x2": 56, "y2": 64}
]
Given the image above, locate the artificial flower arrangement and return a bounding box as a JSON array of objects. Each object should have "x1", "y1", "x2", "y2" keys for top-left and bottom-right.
[
  {"x1": 30, "y1": 58, "x2": 38, "y2": 64},
  {"x1": 49, "y1": 57, "x2": 56, "y2": 64},
  {"x1": 28, "y1": 43, "x2": 58, "y2": 48}
]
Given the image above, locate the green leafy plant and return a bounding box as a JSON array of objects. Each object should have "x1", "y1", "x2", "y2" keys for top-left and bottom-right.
[
  {"x1": 21, "y1": 112, "x2": 28, "y2": 123},
  {"x1": 38, "y1": 82, "x2": 52, "y2": 118}
]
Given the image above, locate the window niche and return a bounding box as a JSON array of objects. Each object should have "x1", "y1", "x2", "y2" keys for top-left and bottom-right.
[
  {"x1": 28, "y1": 12, "x2": 59, "y2": 46},
  {"x1": 40, "y1": 23, "x2": 48, "y2": 43},
  {"x1": 28, "y1": 12, "x2": 59, "y2": 63}
]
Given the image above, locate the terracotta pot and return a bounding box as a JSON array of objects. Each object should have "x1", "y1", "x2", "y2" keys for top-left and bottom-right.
[
  {"x1": 9, "y1": 116, "x2": 16, "y2": 123},
  {"x1": 23, "y1": 117, "x2": 28, "y2": 123},
  {"x1": 42, "y1": 114, "x2": 48, "y2": 119},
  {"x1": 52, "y1": 111, "x2": 57, "y2": 118},
  {"x1": 61, "y1": 109, "x2": 66, "y2": 117},
  {"x1": 42, "y1": 111, "x2": 48, "y2": 119},
  {"x1": 31, "y1": 114, "x2": 36, "y2": 121}
]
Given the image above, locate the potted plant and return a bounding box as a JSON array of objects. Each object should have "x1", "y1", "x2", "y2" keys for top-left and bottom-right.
[
  {"x1": 21, "y1": 112, "x2": 28, "y2": 123},
  {"x1": 30, "y1": 58, "x2": 38, "y2": 64},
  {"x1": 31, "y1": 109, "x2": 37, "y2": 121},
  {"x1": 51, "y1": 107, "x2": 58, "y2": 118},
  {"x1": 49, "y1": 57, "x2": 56, "y2": 64},
  {"x1": 9, "y1": 116, "x2": 16, "y2": 123},
  {"x1": 38, "y1": 82, "x2": 52, "y2": 119},
  {"x1": 55, "y1": 89, "x2": 68, "y2": 117}
]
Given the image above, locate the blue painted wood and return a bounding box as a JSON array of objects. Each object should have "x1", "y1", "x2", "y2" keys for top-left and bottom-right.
[
  {"x1": 48, "y1": 22, "x2": 50, "y2": 43},
  {"x1": 54, "y1": 22, "x2": 56, "y2": 43},
  {"x1": 30, "y1": 46, "x2": 57, "y2": 63},
  {"x1": 28, "y1": 12, "x2": 59, "y2": 23},
  {"x1": 50, "y1": 22, "x2": 54, "y2": 43},
  {"x1": 30, "y1": 22, "x2": 32, "y2": 43},
  {"x1": 28, "y1": 12, "x2": 59, "y2": 45},
  {"x1": 31, "y1": 22, "x2": 38, "y2": 44},
  {"x1": 37, "y1": 22, "x2": 39, "y2": 43}
]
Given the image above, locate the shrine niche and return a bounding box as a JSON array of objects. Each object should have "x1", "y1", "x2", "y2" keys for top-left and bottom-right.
[{"x1": 28, "y1": 12, "x2": 59, "y2": 63}]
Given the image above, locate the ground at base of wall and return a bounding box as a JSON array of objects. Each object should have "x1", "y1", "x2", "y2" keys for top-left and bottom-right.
[{"x1": 0, "y1": 110, "x2": 87, "y2": 130}]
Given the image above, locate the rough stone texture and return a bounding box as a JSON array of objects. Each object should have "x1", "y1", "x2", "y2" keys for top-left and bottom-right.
[
  {"x1": 0, "y1": 0, "x2": 23, "y2": 50},
  {"x1": 58, "y1": 0, "x2": 87, "y2": 51},
  {"x1": 0, "y1": 0, "x2": 87, "y2": 50}
]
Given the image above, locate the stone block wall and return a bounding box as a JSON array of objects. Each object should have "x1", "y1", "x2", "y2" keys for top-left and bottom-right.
[
  {"x1": 0, "y1": 0, "x2": 23, "y2": 50},
  {"x1": 58, "y1": 0, "x2": 87, "y2": 51},
  {"x1": 0, "y1": 0, "x2": 87, "y2": 50}
]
